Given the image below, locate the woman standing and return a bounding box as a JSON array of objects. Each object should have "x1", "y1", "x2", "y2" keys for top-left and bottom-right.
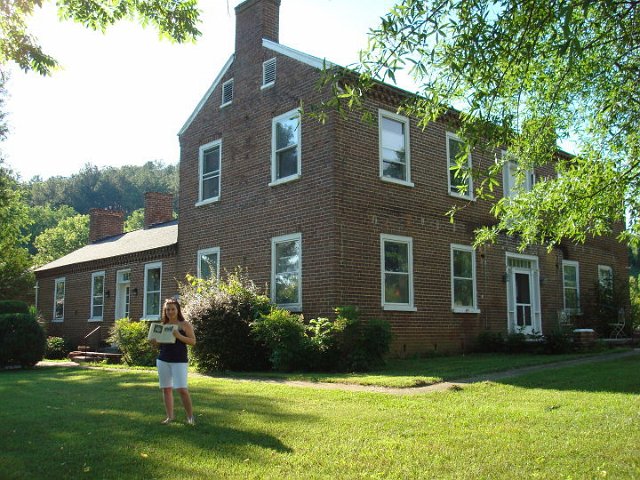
[{"x1": 154, "y1": 298, "x2": 196, "y2": 425}]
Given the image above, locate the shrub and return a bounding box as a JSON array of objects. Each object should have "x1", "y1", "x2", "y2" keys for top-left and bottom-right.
[
  {"x1": 45, "y1": 336, "x2": 70, "y2": 360},
  {"x1": 0, "y1": 313, "x2": 46, "y2": 367},
  {"x1": 180, "y1": 271, "x2": 272, "y2": 372},
  {"x1": 504, "y1": 332, "x2": 529, "y2": 353},
  {"x1": 542, "y1": 329, "x2": 574, "y2": 354},
  {"x1": 108, "y1": 318, "x2": 158, "y2": 366},
  {"x1": 475, "y1": 330, "x2": 505, "y2": 353},
  {"x1": 0, "y1": 300, "x2": 30, "y2": 315},
  {"x1": 252, "y1": 308, "x2": 310, "y2": 372}
]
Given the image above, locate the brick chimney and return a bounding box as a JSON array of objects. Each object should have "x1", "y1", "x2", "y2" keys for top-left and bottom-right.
[
  {"x1": 235, "y1": 0, "x2": 281, "y2": 55},
  {"x1": 144, "y1": 192, "x2": 174, "y2": 229},
  {"x1": 89, "y1": 208, "x2": 124, "y2": 243}
]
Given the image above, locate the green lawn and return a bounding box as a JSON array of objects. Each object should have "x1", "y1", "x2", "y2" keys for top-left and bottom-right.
[{"x1": 1, "y1": 355, "x2": 639, "y2": 479}]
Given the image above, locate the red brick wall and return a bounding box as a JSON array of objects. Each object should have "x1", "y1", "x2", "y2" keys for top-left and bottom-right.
[
  {"x1": 89, "y1": 209, "x2": 124, "y2": 243},
  {"x1": 144, "y1": 192, "x2": 174, "y2": 229}
]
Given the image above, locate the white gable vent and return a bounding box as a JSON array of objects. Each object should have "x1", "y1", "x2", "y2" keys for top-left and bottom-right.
[
  {"x1": 262, "y1": 58, "x2": 276, "y2": 88},
  {"x1": 221, "y1": 78, "x2": 234, "y2": 106}
]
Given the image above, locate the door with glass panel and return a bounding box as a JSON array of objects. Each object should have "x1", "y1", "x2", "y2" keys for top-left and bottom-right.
[
  {"x1": 506, "y1": 255, "x2": 541, "y2": 335},
  {"x1": 115, "y1": 270, "x2": 131, "y2": 320}
]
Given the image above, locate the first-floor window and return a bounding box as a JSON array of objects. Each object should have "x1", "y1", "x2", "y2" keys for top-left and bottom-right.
[
  {"x1": 144, "y1": 262, "x2": 162, "y2": 320},
  {"x1": 198, "y1": 247, "x2": 220, "y2": 280},
  {"x1": 90, "y1": 271, "x2": 105, "y2": 321},
  {"x1": 53, "y1": 277, "x2": 65, "y2": 321},
  {"x1": 451, "y1": 245, "x2": 477, "y2": 312},
  {"x1": 272, "y1": 233, "x2": 302, "y2": 310},
  {"x1": 562, "y1": 260, "x2": 580, "y2": 313},
  {"x1": 381, "y1": 234, "x2": 415, "y2": 310}
]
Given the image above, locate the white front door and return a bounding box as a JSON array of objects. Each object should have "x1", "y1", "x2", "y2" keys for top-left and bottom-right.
[
  {"x1": 115, "y1": 270, "x2": 131, "y2": 320},
  {"x1": 506, "y1": 255, "x2": 541, "y2": 335}
]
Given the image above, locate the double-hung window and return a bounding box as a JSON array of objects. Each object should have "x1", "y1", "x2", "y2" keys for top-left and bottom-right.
[
  {"x1": 144, "y1": 262, "x2": 162, "y2": 320},
  {"x1": 198, "y1": 139, "x2": 221, "y2": 204},
  {"x1": 598, "y1": 265, "x2": 613, "y2": 290},
  {"x1": 90, "y1": 271, "x2": 105, "y2": 321},
  {"x1": 381, "y1": 234, "x2": 415, "y2": 311},
  {"x1": 447, "y1": 132, "x2": 473, "y2": 199},
  {"x1": 562, "y1": 260, "x2": 580, "y2": 314},
  {"x1": 379, "y1": 110, "x2": 412, "y2": 186},
  {"x1": 272, "y1": 233, "x2": 302, "y2": 311},
  {"x1": 502, "y1": 151, "x2": 535, "y2": 199},
  {"x1": 451, "y1": 245, "x2": 478, "y2": 312},
  {"x1": 271, "y1": 109, "x2": 301, "y2": 185},
  {"x1": 53, "y1": 277, "x2": 65, "y2": 322},
  {"x1": 198, "y1": 247, "x2": 220, "y2": 280}
]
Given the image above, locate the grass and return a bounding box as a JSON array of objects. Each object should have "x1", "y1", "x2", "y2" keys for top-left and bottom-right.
[{"x1": 1, "y1": 354, "x2": 639, "y2": 479}]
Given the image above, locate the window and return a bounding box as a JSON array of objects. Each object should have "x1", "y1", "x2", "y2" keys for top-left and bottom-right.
[
  {"x1": 53, "y1": 277, "x2": 65, "y2": 322},
  {"x1": 598, "y1": 265, "x2": 613, "y2": 289},
  {"x1": 379, "y1": 110, "x2": 412, "y2": 186},
  {"x1": 144, "y1": 262, "x2": 162, "y2": 320},
  {"x1": 562, "y1": 260, "x2": 580, "y2": 313},
  {"x1": 502, "y1": 151, "x2": 535, "y2": 199},
  {"x1": 90, "y1": 271, "x2": 105, "y2": 321},
  {"x1": 198, "y1": 139, "x2": 221, "y2": 204},
  {"x1": 198, "y1": 247, "x2": 220, "y2": 280},
  {"x1": 262, "y1": 58, "x2": 276, "y2": 88},
  {"x1": 381, "y1": 234, "x2": 415, "y2": 311},
  {"x1": 271, "y1": 233, "x2": 302, "y2": 310},
  {"x1": 271, "y1": 109, "x2": 301, "y2": 185},
  {"x1": 451, "y1": 245, "x2": 478, "y2": 312},
  {"x1": 221, "y1": 78, "x2": 233, "y2": 106},
  {"x1": 447, "y1": 132, "x2": 473, "y2": 198}
]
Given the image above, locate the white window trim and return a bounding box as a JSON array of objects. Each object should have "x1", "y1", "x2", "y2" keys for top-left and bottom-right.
[
  {"x1": 450, "y1": 244, "x2": 480, "y2": 314},
  {"x1": 143, "y1": 262, "x2": 162, "y2": 321},
  {"x1": 447, "y1": 132, "x2": 474, "y2": 199},
  {"x1": 562, "y1": 260, "x2": 581, "y2": 314},
  {"x1": 269, "y1": 108, "x2": 301, "y2": 186},
  {"x1": 197, "y1": 247, "x2": 221, "y2": 280},
  {"x1": 378, "y1": 109, "x2": 414, "y2": 187},
  {"x1": 115, "y1": 268, "x2": 131, "y2": 321},
  {"x1": 53, "y1": 277, "x2": 65, "y2": 322},
  {"x1": 196, "y1": 139, "x2": 222, "y2": 206},
  {"x1": 597, "y1": 264, "x2": 613, "y2": 288},
  {"x1": 89, "y1": 271, "x2": 105, "y2": 322},
  {"x1": 505, "y1": 252, "x2": 542, "y2": 333},
  {"x1": 502, "y1": 150, "x2": 535, "y2": 199},
  {"x1": 271, "y1": 233, "x2": 302, "y2": 312},
  {"x1": 261, "y1": 57, "x2": 276, "y2": 89},
  {"x1": 221, "y1": 78, "x2": 233, "y2": 107},
  {"x1": 380, "y1": 234, "x2": 416, "y2": 311}
]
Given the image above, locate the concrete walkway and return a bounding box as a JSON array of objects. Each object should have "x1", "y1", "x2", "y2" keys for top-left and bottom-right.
[{"x1": 36, "y1": 349, "x2": 640, "y2": 396}]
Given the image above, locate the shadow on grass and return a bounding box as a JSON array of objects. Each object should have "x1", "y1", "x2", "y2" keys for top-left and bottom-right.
[{"x1": 0, "y1": 367, "x2": 298, "y2": 479}]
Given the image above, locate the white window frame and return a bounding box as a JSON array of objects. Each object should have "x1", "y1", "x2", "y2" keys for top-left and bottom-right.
[
  {"x1": 53, "y1": 277, "x2": 66, "y2": 322},
  {"x1": 378, "y1": 109, "x2": 413, "y2": 187},
  {"x1": 450, "y1": 244, "x2": 479, "y2": 313},
  {"x1": 221, "y1": 78, "x2": 233, "y2": 107},
  {"x1": 262, "y1": 57, "x2": 276, "y2": 89},
  {"x1": 270, "y1": 108, "x2": 301, "y2": 186},
  {"x1": 271, "y1": 233, "x2": 302, "y2": 311},
  {"x1": 197, "y1": 139, "x2": 222, "y2": 206},
  {"x1": 197, "y1": 247, "x2": 221, "y2": 280},
  {"x1": 143, "y1": 262, "x2": 162, "y2": 320},
  {"x1": 447, "y1": 132, "x2": 473, "y2": 199},
  {"x1": 502, "y1": 150, "x2": 535, "y2": 199},
  {"x1": 562, "y1": 260, "x2": 581, "y2": 314},
  {"x1": 598, "y1": 265, "x2": 613, "y2": 289},
  {"x1": 380, "y1": 234, "x2": 416, "y2": 311},
  {"x1": 89, "y1": 271, "x2": 105, "y2": 322}
]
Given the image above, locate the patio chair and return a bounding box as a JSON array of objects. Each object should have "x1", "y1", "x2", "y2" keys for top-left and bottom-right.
[{"x1": 609, "y1": 308, "x2": 626, "y2": 339}]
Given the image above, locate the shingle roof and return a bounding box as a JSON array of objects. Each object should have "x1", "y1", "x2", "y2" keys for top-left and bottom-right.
[{"x1": 34, "y1": 221, "x2": 178, "y2": 273}]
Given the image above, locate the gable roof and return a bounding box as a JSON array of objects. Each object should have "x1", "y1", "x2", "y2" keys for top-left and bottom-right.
[{"x1": 34, "y1": 221, "x2": 178, "y2": 273}]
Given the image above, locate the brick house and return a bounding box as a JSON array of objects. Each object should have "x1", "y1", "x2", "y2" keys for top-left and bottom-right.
[{"x1": 35, "y1": 0, "x2": 628, "y2": 355}]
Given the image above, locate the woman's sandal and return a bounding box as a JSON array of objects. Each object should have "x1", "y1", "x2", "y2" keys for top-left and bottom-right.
[
  {"x1": 186, "y1": 416, "x2": 196, "y2": 426},
  {"x1": 161, "y1": 417, "x2": 174, "y2": 425}
]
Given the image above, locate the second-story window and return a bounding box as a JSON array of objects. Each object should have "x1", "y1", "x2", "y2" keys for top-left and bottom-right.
[
  {"x1": 221, "y1": 78, "x2": 233, "y2": 107},
  {"x1": 271, "y1": 109, "x2": 301, "y2": 185},
  {"x1": 379, "y1": 110, "x2": 412, "y2": 186},
  {"x1": 198, "y1": 140, "x2": 221, "y2": 204},
  {"x1": 447, "y1": 132, "x2": 473, "y2": 199},
  {"x1": 502, "y1": 151, "x2": 535, "y2": 199}
]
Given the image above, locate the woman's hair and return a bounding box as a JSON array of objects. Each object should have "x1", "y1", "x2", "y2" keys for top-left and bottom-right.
[{"x1": 161, "y1": 298, "x2": 186, "y2": 324}]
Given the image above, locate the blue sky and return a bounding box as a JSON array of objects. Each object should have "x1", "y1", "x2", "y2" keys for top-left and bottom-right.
[{"x1": 3, "y1": 0, "x2": 399, "y2": 180}]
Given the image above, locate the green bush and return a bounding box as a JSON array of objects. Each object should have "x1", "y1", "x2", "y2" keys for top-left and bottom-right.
[
  {"x1": 504, "y1": 332, "x2": 530, "y2": 353},
  {"x1": 180, "y1": 271, "x2": 272, "y2": 372},
  {"x1": 542, "y1": 329, "x2": 574, "y2": 354},
  {"x1": 45, "y1": 336, "x2": 70, "y2": 360},
  {"x1": 0, "y1": 300, "x2": 30, "y2": 315},
  {"x1": 108, "y1": 318, "x2": 158, "y2": 366},
  {"x1": 475, "y1": 330, "x2": 505, "y2": 353},
  {"x1": 252, "y1": 308, "x2": 311, "y2": 372},
  {"x1": 0, "y1": 313, "x2": 46, "y2": 367}
]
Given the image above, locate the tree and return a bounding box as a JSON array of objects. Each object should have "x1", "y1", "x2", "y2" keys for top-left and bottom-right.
[
  {"x1": 0, "y1": 0, "x2": 201, "y2": 75},
  {"x1": 124, "y1": 208, "x2": 145, "y2": 232},
  {"x1": 32, "y1": 214, "x2": 89, "y2": 267},
  {"x1": 331, "y1": 0, "x2": 639, "y2": 249},
  {"x1": 25, "y1": 204, "x2": 78, "y2": 254}
]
